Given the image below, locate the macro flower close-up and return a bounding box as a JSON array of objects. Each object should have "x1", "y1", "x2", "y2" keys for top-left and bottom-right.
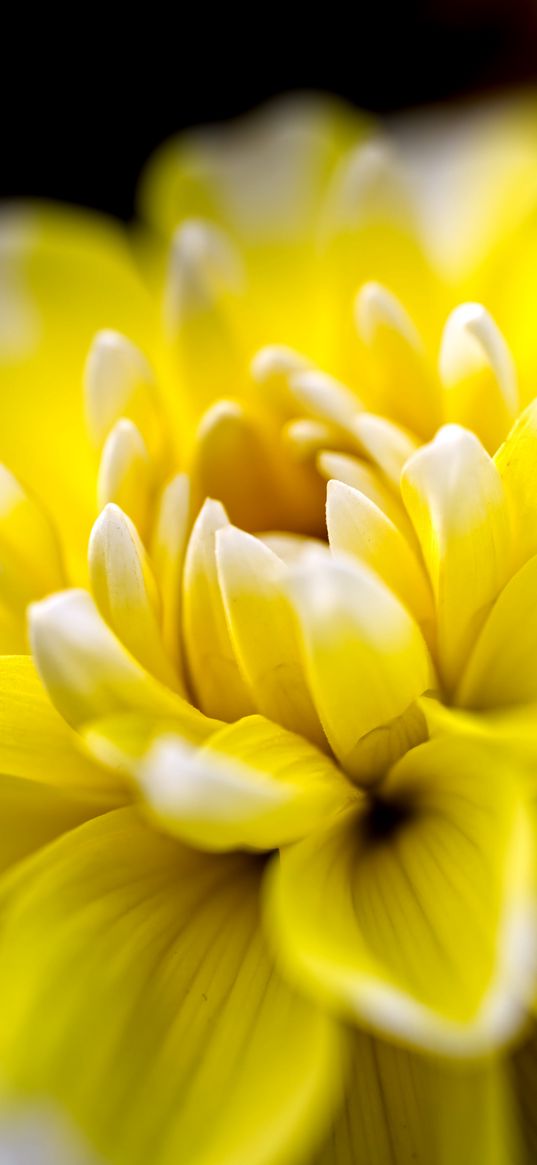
[{"x1": 3, "y1": 16, "x2": 537, "y2": 1162}]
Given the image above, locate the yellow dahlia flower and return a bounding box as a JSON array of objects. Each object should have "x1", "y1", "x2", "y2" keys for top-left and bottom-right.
[{"x1": 2, "y1": 93, "x2": 537, "y2": 1164}]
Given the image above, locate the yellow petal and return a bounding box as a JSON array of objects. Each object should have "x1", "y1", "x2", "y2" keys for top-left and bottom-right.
[
  {"x1": 92, "y1": 713, "x2": 353, "y2": 851},
  {"x1": 287, "y1": 368, "x2": 363, "y2": 434},
  {"x1": 319, "y1": 138, "x2": 439, "y2": 373},
  {"x1": 164, "y1": 220, "x2": 245, "y2": 426},
  {"x1": 317, "y1": 449, "x2": 415, "y2": 539},
  {"x1": 352, "y1": 413, "x2": 419, "y2": 488},
  {"x1": 268, "y1": 736, "x2": 535, "y2": 1054},
  {"x1": 150, "y1": 473, "x2": 191, "y2": 677},
  {"x1": 326, "y1": 479, "x2": 434, "y2": 634},
  {"x1": 97, "y1": 418, "x2": 153, "y2": 542},
  {"x1": 139, "y1": 93, "x2": 360, "y2": 243},
  {"x1": 0, "y1": 808, "x2": 342, "y2": 1165},
  {"x1": 0, "y1": 204, "x2": 155, "y2": 582},
  {"x1": 182, "y1": 499, "x2": 255, "y2": 721},
  {"x1": 286, "y1": 556, "x2": 434, "y2": 784},
  {"x1": 0, "y1": 464, "x2": 65, "y2": 649},
  {"x1": 355, "y1": 281, "x2": 441, "y2": 438},
  {"x1": 440, "y1": 303, "x2": 518, "y2": 454},
  {"x1": 495, "y1": 397, "x2": 537, "y2": 572},
  {"x1": 312, "y1": 1031, "x2": 519, "y2": 1165},
  {"x1": 191, "y1": 399, "x2": 324, "y2": 535},
  {"x1": 251, "y1": 344, "x2": 312, "y2": 418},
  {"x1": 215, "y1": 525, "x2": 325, "y2": 745},
  {"x1": 29, "y1": 589, "x2": 207, "y2": 734},
  {"x1": 84, "y1": 329, "x2": 165, "y2": 459},
  {"x1": 0, "y1": 776, "x2": 118, "y2": 877},
  {"x1": 456, "y1": 551, "x2": 537, "y2": 709},
  {"x1": 89, "y1": 503, "x2": 179, "y2": 690},
  {"x1": 191, "y1": 401, "x2": 282, "y2": 531},
  {"x1": 0, "y1": 655, "x2": 123, "y2": 801},
  {"x1": 401, "y1": 425, "x2": 511, "y2": 693}
]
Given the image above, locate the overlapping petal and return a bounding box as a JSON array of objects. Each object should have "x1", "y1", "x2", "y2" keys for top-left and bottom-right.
[
  {"x1": 0, "y1": 808, "x2": 342, "y2": 1165},
  {"x1": 267, "y1": 736, "x2": 535, "y2": 1054}
]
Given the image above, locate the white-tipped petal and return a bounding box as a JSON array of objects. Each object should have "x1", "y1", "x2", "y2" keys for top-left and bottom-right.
[
  {"x1": 286, "y1": 557, "x2": 434, "y2": 784},
  {"x1": 28, "y1": 590, "x2": 193, "y2": 728},
  {"x1": 352, "y1": 413, "x2": 419, "y2": 486},
  {"x1": 97, "y1": 418, "x2": 153, "y2": 541},
  {"x1": 0, "y1": 464, "x2": 64, "y2": 607},
  {"x1": 401, "y1": 424, "x2": 511, "y2": 693},
  {"x1": 251, "y1": 345, "x2": 312, "y2": 416},
  {"x1": 326, "y1": 479, "x2": 434, "y2": 633},
  {"x1": 216, "y1": 525, "x2": 325, "y2": 745},
  {"x1": 182, "y1": 498, "x2": 254, "y2": 721},
  {"x1": 356, "y1": 280, "x2": 423, "y2": 351},
  {"x1": 289, "y1": 369, "x2": 362, "y2": 433},
  {"x1": 89, "y1": 503, "x2": 179, "y2": 690},
  {"x1": 151, "y1": 473, "x2": 191, "y2": 676},
  {"x1": 84, "y1": 329, "x2": 163, "y2": 457},
  {"x1": 321, "y1": 139, "x2": 414, "y2": 236},
  {"x1": 166, "y1": 218, "x2": 244, "y2": 325},
  {"x1": 440, "y1": 304, "x2": 518, "y2": 452}
]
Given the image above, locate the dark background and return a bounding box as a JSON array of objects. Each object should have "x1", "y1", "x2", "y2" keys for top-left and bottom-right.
[{"x1": 3, "y1": 0, "x2": 537, "y2": 222}]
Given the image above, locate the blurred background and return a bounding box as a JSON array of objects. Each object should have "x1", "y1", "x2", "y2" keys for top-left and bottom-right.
[{"x1": 3, "y1": 0, "x2": 537, "y2": 220}]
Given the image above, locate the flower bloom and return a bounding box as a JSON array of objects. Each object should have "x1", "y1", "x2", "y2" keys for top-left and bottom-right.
[{"x1": 1, "y1": 93, "x2": 537, "y2": 1163}]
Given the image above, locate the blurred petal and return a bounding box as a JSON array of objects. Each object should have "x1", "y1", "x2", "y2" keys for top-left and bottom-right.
[
  {"x1": 312, "y1": 1031, "x2": 519, "y2": 1165},
  {"x1": 440, "y1": 303, "x2": 518, "y2": 454},
  {"x1": 84, "y1": 329, "x2": 165, "y2": 460},
  {"x1": 89, "y1": 713, "x2": 353, "y2": 851},
  {"x1": 355, "y1": 281, "x2": 441, "y2": 437},
  {"x1": 0, "y1": 655, "x2": 123, "y2": 800},
  {"x1": 0, "y1": 205, "x2": 154, "y2": 581},
  {"x1": 495, "y1": 397, "x2": 537, "y2": 572},
  {"x1": 0, "y1": 465, "x2": 65, "y2": 650},
  {"x1": 352, "y1": 413, "x2": 419, "y2": 488},
  {"x1": 0, "y1": 808, "x2": 342, "y2": 1165},
  {"x1": 97, "y1": 419, "x2": 154, "y2": 542}
]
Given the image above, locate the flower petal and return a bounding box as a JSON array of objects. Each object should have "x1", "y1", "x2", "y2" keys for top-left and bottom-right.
[
  {"x1": 89, "y1": 503, "x2": 179, "y2": 690},
  {"x1": 355, "y1": 281, "x2": 441, "y2": 438},
  {"x1": 0, "y1": 655, "x2": 123, "y2": 800},
  {"x1": 440, "y1": 303, "x2": 518, "y2": 454},
  {"x1": 150, "y1": 473, "x2": 191, "y2": 678},
  {"x1": 311, "y1": 1031, "x2": 519, "y2": 1165},
  {"x1": 29, "y1": 589, "x2": 212, "y2": 738},
  {"x1": 286, "y1": 556, "x2": 434, "y2": 784},
  {"x1": 89, "y1": 713, "x2": 354, "y2": 851},
  {"x1": 215, "y1": 525, "x2": 325, "y2": 745},
  {"x1": 495, "y1": 397, "x2": 537, "y2": 572},
  {"x1": 0, "y1": 205, "x2": 154, "y2": 581},
  {"x1": 0, "y1": 464, "x2": 65, "y2": 649},
  {"x1": 0, "y1": 808, "x2": 342, "y2": 1165},
  {"x1": 84, "y1": 329, "x2": 165, "y2": 459},
  {"x1": 326, "y1": 479, "x2": 434, "y2": 634},
  {"x1": 97, "y1": 419, "x2": 154, "y2": 543},
  {"x1": 268, "y1": 736, "x2": 535, "y2": 1054},
  {"x1": 401, "y1": 425, "x2": 511, "y2": 693},
  {"x1": 456, "y1": 551, "x2": 537, "y2": 709},
  {"x1": 182, "y1": 499, "x2": 255, "y2": 721}
]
